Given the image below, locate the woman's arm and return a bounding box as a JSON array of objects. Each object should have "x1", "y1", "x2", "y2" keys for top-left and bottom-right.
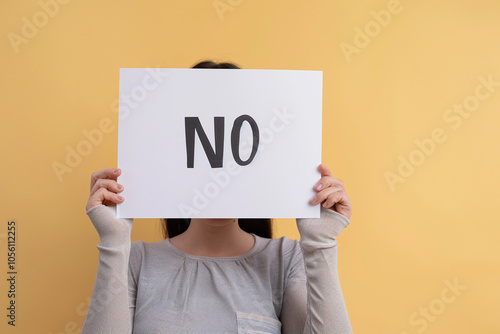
[
  {"x1": 81, "y1": 168, "x2": 135, "y2": 334},
  {"x1": 81, "y1": 205, "x2": 134, "y2": 334},
  {"x1": 298, "y1": 207, "x2": 352, "y2": 334},
  {"x1": 281, "y1": 164, "x2": 353, "y2": 334}
]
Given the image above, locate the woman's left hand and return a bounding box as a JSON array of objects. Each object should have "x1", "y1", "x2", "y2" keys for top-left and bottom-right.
[{"x1": 309, "y1": 164, "x2": 352, "y2": 220}]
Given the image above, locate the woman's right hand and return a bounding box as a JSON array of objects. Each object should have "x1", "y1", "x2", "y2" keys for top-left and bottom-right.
[
  {"x1": 86, "y1": 168, "x2": 125, "y2": 212},
  {"x1": 85, "y1": 168, "x2": 132, "y2": 247}
]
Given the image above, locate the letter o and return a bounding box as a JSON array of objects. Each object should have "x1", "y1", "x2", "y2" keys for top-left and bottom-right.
[
  {"x1": 408, "y1": 149, "x2": 425, "y2": 166},
  {"x1": 76, "y1": 140, "x2": 93, "y2": 156},
  {"x1": 131, "y1": 86, "x2": 147, "y2": 102},
  {"x1": 463, "y1": 95, "x2": 479, "y2": 112},
  {"x1": 260, "y1": 127, "x2": 274, "y2": 144},
  {"x1": 365, "y1": 21, "x2": 381, "y2": 37},
  {"x1": 33, "y1": 11, "x2": 49, "y2": 27},
  {"x1": 231, "y1": 115, "x2": 259, "y2": 166},
  {"x1": 95, "y1": 290, "x2": 111, "y2": 305},
  {"x1": 429, "y1": 299, "x2": 446, "y2": 315},
  {"x1": 204, "y1": 182, "x2": 220, "y2": 199}
]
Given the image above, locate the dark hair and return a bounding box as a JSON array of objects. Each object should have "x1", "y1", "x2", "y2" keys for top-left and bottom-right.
[
  {"x1": 161, "y1": 60, "x2": 273, "y2": 239},
  {"x1": 161, "y1": 218, "x2": 273, "y2": 239},
  {"x1": 191, "y1": 60, "x2": 241, "y2": 69}
]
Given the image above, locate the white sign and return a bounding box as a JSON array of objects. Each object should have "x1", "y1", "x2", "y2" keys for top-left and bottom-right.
[{"x1": 116, "y1": 68, "x2": 322, "y2": 218}]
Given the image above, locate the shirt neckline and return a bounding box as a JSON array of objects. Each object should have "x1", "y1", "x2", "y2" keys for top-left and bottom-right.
[{"x1": 164, "y1": 233, "x2": 264, "y2": 261}]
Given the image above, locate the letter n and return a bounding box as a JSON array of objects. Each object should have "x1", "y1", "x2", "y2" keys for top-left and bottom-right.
[{"x1": 185, "y1": 117, "x2": 224, "y2": 168}]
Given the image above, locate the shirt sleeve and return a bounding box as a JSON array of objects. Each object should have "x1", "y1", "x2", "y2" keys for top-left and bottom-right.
[
  {"x1": 81, "y1": 205, "x2": 135, "y2": 334},
  {"x1": 281, "y1": 207, "x2": 353, "y2": 334}
]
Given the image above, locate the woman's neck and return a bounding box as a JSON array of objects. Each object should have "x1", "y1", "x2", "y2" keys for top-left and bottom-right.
[{"x1": 169, "y1": 219, "x2": 255, "y2": 257}]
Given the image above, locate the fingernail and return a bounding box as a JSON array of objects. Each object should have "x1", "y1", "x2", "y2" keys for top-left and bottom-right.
[
  {"x1": 118, "y1": 184, "x2": 123, "y2": 190},
  {"x1": 117, "y1": 195, "x2": 124, "y2": 201},
  {"x1": 115, "y1": 168, "x2": 121, "y2": 174},
  {"x1": 310, "y1": 197, "x2": 317, "y2": 204},
  {"x1": 315, "y1": 183, "x2": 322, "y2": 190},
  {"x1": 322, "y1": 202, "x2": 328, "y2": 207}
]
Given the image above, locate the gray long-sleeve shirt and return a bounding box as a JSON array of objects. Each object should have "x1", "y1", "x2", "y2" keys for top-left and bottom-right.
[{"x1": 81, "y1": 205, "x2": 353, "y2": 334}]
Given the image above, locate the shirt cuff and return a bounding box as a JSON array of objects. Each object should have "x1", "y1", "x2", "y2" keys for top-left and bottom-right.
[
  {"x1": 296, "y1": 207, "x2": 350, "y2": 249},
  {"x1": 86, "y1": 205, "x2": 133, "y2": 248}
]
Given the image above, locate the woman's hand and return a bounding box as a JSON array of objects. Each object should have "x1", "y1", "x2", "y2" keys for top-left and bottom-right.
[
  {"x1": 86, "y1": 168, "x2": 125, "y2": 211},
  {"x1": 85, "y1": 168, "x2": 132, "y2": 247},
  {"x1": 309, "y1": 164, "x2": 352, "y2": 219}
]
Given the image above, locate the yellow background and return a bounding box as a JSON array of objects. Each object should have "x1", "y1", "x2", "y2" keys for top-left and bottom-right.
[{"x1": 1, "y1": 0, "x2": 499, "y2": 333}]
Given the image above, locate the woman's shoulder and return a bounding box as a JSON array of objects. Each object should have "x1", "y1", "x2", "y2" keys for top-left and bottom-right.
[
  {"x1": 129, "y1": 239, "x2": 170, "y2": 258},
  {"x1": 252, "y1": 234, "x2": 303, "y2": 262},
  {"x1": 128, "y1": 239, "x2": 182, "y2": 277},
  {"x1": 252, "y1": 235, "x2": 305, "y2": 282},
  {"x1": 257, "y1": 234, "x2": 300, "y2": 248},
  {"x1": 129, "y1": 240, "x2": 146, "y2": 266},
  {"x1": 128, "y1": 239, "x2": 170, "y2": 266}
]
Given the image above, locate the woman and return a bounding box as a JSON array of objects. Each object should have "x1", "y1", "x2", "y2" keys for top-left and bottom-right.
[{"x1": 81, "y1": 61, "x2": 353, "y2": 334}]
